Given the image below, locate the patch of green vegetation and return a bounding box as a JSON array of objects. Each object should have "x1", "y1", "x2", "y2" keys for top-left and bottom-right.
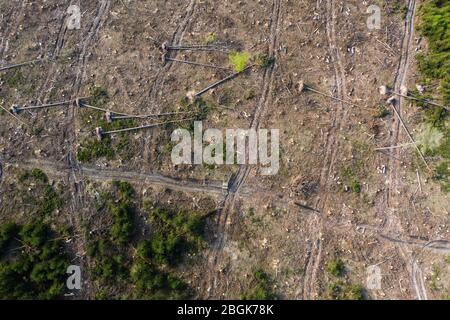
[
  {"x1": 434, "y1": 161, "x2": 450, "y2": 192},
  {"x1": 375, "y1": 105, "x2": 390, "y2": 118},
  {"x1": 61, "y1": 47, "x2": 80, "y2": 61},
  {"x1": 244, "y1": 89, "x2": 256, "y2": 100},
  {"x1": 77, "y1": 85, "x2": 138, "y2": 162},
  {"x1": 242, "y1": 269, "x2": 277, "y2": 300},
  {"x1": 90, "y1": 86, "x2": 110, "y2": 108},
  {"x1": 414, "y1": 1, "x2": 450, "y2": 192},
  {"x1": 113, "y1": 180, "x2": 135, "y2": 199},
  {"x1": 77, "y1": 111, "x2": 137, "y2": 163},
  {"x1": 108, "y1": 202, "x2": 134, "y2": 245},
  {"x1": 218, "y1": 88, "x2": 235, "y2": 106},
  {"x1": 87, "y1": 183, "x2": 198, "y2": 299},
  {"x1": 391, "y1": 1, "x2": 408, "y2": 18},
  {"x1": 127, "y1": 202, "x2": 206, "y2": 298},
  {"x1": 86, "y1": 182, "x2": 136, "y2": 296},
  {"x1": 203, "y1": 33, "x2": 218, "y2": 45},
  {"x1": 425, "y1": 106, "x2": 448, "y2": 128},
  {"x1": 430, "y1": 265, "x2": 444, "y2": 292},
  {"x1": 18, "y1": 171, "x2": 31, "y2": 183},
  {"x1": 176, "y1": 97, "x2": 211, "y2": 132},
  {"x1": 4, "y1": 69, "x2": 25, "y2": 87},
  {"x1": 409, "y1": 87, "x2": 435, "y2": 109},
  {"x1": 108, "y1": 181, "x2": 136, "y2": 245},
  {"x1": 324, "y1": 258, "x2": 365, "y2": 300},
  {"x1": 131, "y1": 262, "x2": 187, "y2": 299},
  {"x1": 416, "y1": 123, "x2": 445, "y2": 154},
  {"x1": 30, "y1": 125, "x2": 44, "y2": 136},
  {"x1": 131, "y1": 244, "x2": 189, "y2": 299},
  {"x1": 327, "y1": 281, "x2": 364, "y2": 300},
  {"x1": 39, "y1": 185, "x2": 64, "y2": 216},
  {"x1": 18, "y1": 169, "x2": 63, "y2": 217},
  {"x1": 0, "y1": 223, "x2": 18, "y2": 252},
  {"x1": 87, "y1": 239, "x2": 129, "y2": 281},
  {"x1": 2, "y1": 69, "x2": 36, "y2": 96},
  {"x1": 340, "y1": 142, "x2": 371, "y2": 194},
  {"x1": 160, "y1": 140, "x2": 176, "y2": 159},
  {"x1": 326, "y1": 258, "x2": 346, "y2": 277},
  {"x1": 229, "y1": 51, "x2": 251, "y2": 72},
  {"x1": 31, "y1": 168, "x2": 48, "y2": 183},
  {"x1": 342, "y1": 167, "x2": 362, "y2": 193},
  {"x1": 350, "y1": 179, "x2": 362, "y2": 193},
  {"x1": 77, "y1": 137, "x2": 115, "y2": 162},
  {"x1": 415, "y1": 105, "x2": 450, "y2": 192},
  {"x1": 410, "y1": 103, "x2": 449, "y2": 193},
  {"x1": 191, "y1": 97, "x2": 211, "y2": 121},
  {"x1": 144, "y1": 203, "x2": 204, "y2": 267},
  {"x1": 418, "y1": 0, "x2": 450, "y2": 104},
  {"x1": 253, "y1": 54, "x2": 275, "y2": 70},
  {"x1": 245, "y1": 207, "x2": 265, "y2": 226},
  {"x1": 0, "y1": 222, "x2": 69, "y2": 299}
]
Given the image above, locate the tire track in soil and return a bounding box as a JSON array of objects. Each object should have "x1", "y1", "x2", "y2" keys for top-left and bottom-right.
[
  {"x1": 411, "y1": 259, "x2": 428, "y2": 300},
  {"x1": 382, "y1": 0, "x2": 426, "y2": 300},
  {"x1": 410, "y1": 237, "x2": 450, "y2": 301},
  {"x1": 202, "y1": 0, "x2": 282, "y2": 299},
  {"x1": 53, "y1": 2, "x2": 71, "y2": 58},
  {"x1": 147, "y1": 0, "x2": 197, "y2": 112},
  {"x1": 37, "y1": 3, "x2": 71, "y2": 102},
  {"x1": 0, "y1": 1, "x2": 26, "y2": 60},
  {"x1": 1, "y1": 0, "x2": 109, "y2": 300},
  {"x1": 387, "y1": 0, "x2": 417, "y2": 210},
  {"x1": 0, "y1": 2, "x2": 69, "y2": 101},
  {"x1": 356, "y1": 224, "x2": 450, "y2": 254},
  {"x1": 64, "y1": 0, "x2": 111, "y2": 299},
  {"x1": 299, "y1": 0, "x2": 350, "y2": 300},
  {"x1": 6, "y1": 157, "x2": 229, "y2": 195},
  {"x1": 65, "y1": 0, "x2": 110, "y2": 216},
  {"x1": 5, "y1": 158, "x2": 283, "y2": 200},
  {"x1": 142, "y1": 0, "x2": 197, "y2": 164}
]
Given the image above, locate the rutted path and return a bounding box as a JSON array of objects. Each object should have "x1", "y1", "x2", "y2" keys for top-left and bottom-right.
[
  {"x1": 203, "y1": 0, "x2": 282, "y2": 299},
  {"x1": 66, "y1": 0, "x2": 111, "y2": 299},
  {"x1": 300, "y1": 0, "x2": 350, "y2": 300},
  {"x1": 412, "y1": 260, "x2": 428, "y2": 300},
  {"x1": 148, "y1": 0, "x2": 197, "y2": 110},
  {"x1": 36, "y1": 3, "x2": 72, "y2": 102},
  {"x1": 383, "y1": 0, "x2": 427, "y2": 300},
  {"x1": 73, "y1": 0, "x2": 111, "y2": 94},
  {"x1": 143, "y1": 0, "x2": 197, "y2": 164},
  {"x1": 388, "y1": 0, "x2": 417, "y2": 208},
  {"x1": 4, "y1": 158, "x2": 235, "y2": 196},
  {"x1": 0, "y1": 1, "x2": 26, "y2": 60},
  {"x1": 66, "y1": 0, "x2": 112, "y2": 214},
  {"x1": 356, "y1": 224, "x2": 450, "y2": 254}
]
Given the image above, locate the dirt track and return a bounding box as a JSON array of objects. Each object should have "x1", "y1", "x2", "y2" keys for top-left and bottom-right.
[
  {"x1": 3, "y1": 158, "x2": 231, "y2": 196},
  {"x1": 383, "y1": 0, "x2": 428, "y2": 301},
  {"x1": 202, "y1": 0, "x2": 282, "y2": 299}
]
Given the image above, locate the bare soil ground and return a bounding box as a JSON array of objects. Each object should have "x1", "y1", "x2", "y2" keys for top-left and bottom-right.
[{"x1": 0, "y1": 0, "x2": 448, "y2": 300}]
